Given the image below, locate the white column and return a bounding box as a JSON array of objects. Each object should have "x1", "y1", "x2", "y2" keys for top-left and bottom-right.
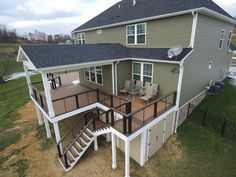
[
  {"x1": 53, "y1": 121, "x2": 62, "y2": 153},
  {"x1": 23, "y1": 65, "x2": 33, "y2": 95},
  {"x1": 140, "y1": 130, "x2": 147, "y2": 166},
  {"x1": 112, "y1": 63, "x2": 115, "y2": 95},
  {"x1": 41, "y1": 72, "x2": 55, "y2": 117},
  {"x1": 125, "y1": 140, "x2": 130, "y2": 177},
  {"x1": 35, "y1": 104, "x2": 43, "y2": 125},
  {"x1": 94, "y1": 136, "x2": 98, "y2": 151},
  {"x1": 111, "y1": 133, "x2": 117, "y2": 169},
  {"x1": 44, "y1": 115, "x2": 51, "y2": 138}
]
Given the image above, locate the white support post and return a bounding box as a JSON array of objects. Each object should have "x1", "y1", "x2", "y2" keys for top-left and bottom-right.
[
  {"x1": 35, "y1": 104, "x2": 43, "y2": 125},
  {"x1": 53, "y1": 121, "x2": 62, "y2": 153},
  {"x1": 125, "y1": 140, "x2": 130, "y2": 177},
  {"x1": 94, "y1": 136, "x2": 98, "y2": 151},
  {"x1": 140, "y1": 130, "x2": 147, "y2": 166},
  {"x1": 112, "y1": 63, "x2": 115, "y2": 95},
  {"x1": 111, "y1": 133, "x2": 117, "y2": 169},
  {"x1": 44, "y1": 115, "x2": 51, "y2": 138},
  {"x1": 23, "y1": 65, "x2": 33, "y2": 95},
  {"x1": 41, "y1": 72, "x2": 55, "y2": 118}
]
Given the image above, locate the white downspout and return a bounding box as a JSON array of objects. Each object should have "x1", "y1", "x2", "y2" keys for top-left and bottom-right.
[
  {"x1": 174, "y1": 62, "x2": 184, "y2": 133},
  {"x1": 114, "y1": 61, "x2": 120, "y2": 95}
]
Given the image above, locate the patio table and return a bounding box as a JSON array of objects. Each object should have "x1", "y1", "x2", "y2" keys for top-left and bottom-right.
[{"x1": 127, "y1": 86, "x2": 143, "y2": 102}]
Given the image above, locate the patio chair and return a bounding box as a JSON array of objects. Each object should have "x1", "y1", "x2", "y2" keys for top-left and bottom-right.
[
  {"x1": 142, "y1": 82, "x2": 151, "y2": 95},
  {"x1": 135, "y1": 80, "x2": 142, "y2": 90},
  {"x1": 130, "y1": 79, "x2": 135, "y2": 88},
  {"x1": 120, "y1": 80, "x2": 131, "y2": 95},
  {"x1": 141, "y1": 85, "x2": 154, "y2": 103},
  {"x1": 152, "y1": 84, "x2": 159, "y2": 99}
]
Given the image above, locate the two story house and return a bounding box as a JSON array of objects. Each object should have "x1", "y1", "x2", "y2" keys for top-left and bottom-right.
[{"x1": 17, "y1": 0, "x2": 236, "y2": 176}]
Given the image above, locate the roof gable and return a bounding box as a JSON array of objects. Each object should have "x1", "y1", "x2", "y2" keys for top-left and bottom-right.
[{"x1": 73, "y1": 0, "x2": 234, "y2": 32}]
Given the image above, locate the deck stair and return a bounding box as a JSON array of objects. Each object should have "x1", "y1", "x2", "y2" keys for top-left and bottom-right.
[{"x1": 58, "y1": 121, "x2": 95, "y2": 172}]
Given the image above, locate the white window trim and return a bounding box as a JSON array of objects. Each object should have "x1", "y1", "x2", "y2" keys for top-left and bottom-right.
[
  {"x1": 126, "y1": 23, "x2": 147, "y2": 45},
  {"x1": 132, "y1": 62, "x2": 153, "y2": 84},
  {"x1": 84, "y1": 66, "x2": 103, "y2": 86},
  {"x1": 219, "y1": 29, "x2": 225, "y2": 49},
  {"x1": 78, "y1": 32, "x2": 86, "y2": 44},
  {"x1": 227, "y1": 31, "x2": 232, "y2": 48}
]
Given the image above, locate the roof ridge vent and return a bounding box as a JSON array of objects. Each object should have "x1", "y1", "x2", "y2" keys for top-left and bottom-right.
[{"x1": 132, "y1": 0, "x2": 136, "y2": 6}]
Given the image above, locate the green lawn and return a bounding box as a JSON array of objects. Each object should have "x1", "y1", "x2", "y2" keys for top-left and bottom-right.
[
  {"x1": 0, "y1": 75, "x2": 41, "y2": 152},
  {"x1": 195, "y1": 79, "x2": 236, "y2": 120},
  {"x1": 173, "y1": 79, "x2": 236, "y2": 177}
]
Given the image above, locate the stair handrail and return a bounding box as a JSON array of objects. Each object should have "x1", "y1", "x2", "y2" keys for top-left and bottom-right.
[
  {"x1": 57, "y1": 108, "x2": 98, "y2": 145},
  {"x1": 62, "y1": 119, "x2": 94, "y2": 156}
]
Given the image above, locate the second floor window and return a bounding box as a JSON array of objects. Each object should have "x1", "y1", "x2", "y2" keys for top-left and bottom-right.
[
  {"x1": 78, "y1": 33, "x2": 86, "y2": 44},
  {"x1": 219, "y1": 30, "x2": 225, "y2": 49},
  {"x1": 84, "y1": 66, "x2": 103, "y2": 85},
  {"x1": 127, "y1": 23, "x2": 146, "y2": 45},
  {"x1": 227, "y1": 31, "x2": 232, "y2": 48}
]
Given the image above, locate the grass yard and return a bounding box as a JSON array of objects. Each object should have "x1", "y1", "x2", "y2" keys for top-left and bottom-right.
[{"x1": 195, "y1": 79, "x2": 236, "y2": 120}]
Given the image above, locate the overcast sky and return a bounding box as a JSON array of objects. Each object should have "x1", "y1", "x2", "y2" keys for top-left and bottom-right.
[{"x1": 0, "y1": 0, "x2": 235, "y2": 35}]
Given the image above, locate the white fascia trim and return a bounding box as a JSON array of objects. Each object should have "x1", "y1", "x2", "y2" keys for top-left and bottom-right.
[
  {"x1": 196, "y1": 8, "x2": 236, "y2": 25},
  {"x1": 30, "y1": 96, "x2": 52, "y2": 123},
  {"x1": 72, "y1": 7, "x2": 236, "y2": 34},
  {"x1": 17, "y1": 47, "x2": 37, "y2": 71},
  {"x1": 189, "y1": 12, "x2": 198, "y2": 48},
  {"x1": 127, "y1": 106, "x2": 177, "y2": 142},
  {"x1": 38, "y1": 58, "x2": 180, "y2": 73}
]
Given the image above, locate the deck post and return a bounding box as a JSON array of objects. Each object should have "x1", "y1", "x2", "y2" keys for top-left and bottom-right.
[
  {"x1": 23, "y1": 65, "x2": 33, "y2": 95},
  {"x1": 53, "y1": 121, "x2": 62, "y2": 154},
  {"x1": 111, "y1": 133, "x2": 117, "y2": 169},
  {"x1": 94, "y1": 136, "x2": 98, "y2": 151},
  {"x1": 41, "y1": 72, "x2": 55, "y2": 118},
  {"x1": 35, "y1": 104, "x2": 43, "y2": 125},
  {"x1": 140, "y1": 129, "x2": 147, "y2": 166},
  {"x1": 125, "y1": 140, "x2": 130, "y2": 177},
  {"x1": 43, "y1": 115, "x2": 51, "y2": 138}
]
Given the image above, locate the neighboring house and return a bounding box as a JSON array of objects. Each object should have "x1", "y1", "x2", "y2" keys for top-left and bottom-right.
[{"x1": 17, "y1": 0, "x2": 236, "y2": 176}]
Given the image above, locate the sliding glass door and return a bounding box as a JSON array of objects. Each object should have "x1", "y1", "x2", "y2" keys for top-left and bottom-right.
[{"x1": 132, "y1": 62, "x2": 153, "y2": 85}]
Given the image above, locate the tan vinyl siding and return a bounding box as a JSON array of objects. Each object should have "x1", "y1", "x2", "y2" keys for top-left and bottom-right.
[
  {"x1": 75, "y1": 14, "x2": 193, "y2": 48},
  {"x1": 180, "y1": 14, "x2": 234, "y2": 106},
  {"x1": 78, "y1": 64, "x2": 113, "y2": 94},
  {"x1": 116, "y1": 60, "x2": 132, "y2": 92},
  {"x1": 117, "y1": 135, "x2": 141, "y2": 165},
  {"x1": 153, "y1": 63, "x2": 179, "y2": 97},
  {"x1": 116, "y1": 61, "x2": 179, "y2": 97}
]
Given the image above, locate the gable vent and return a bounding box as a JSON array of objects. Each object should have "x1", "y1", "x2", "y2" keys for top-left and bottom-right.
[{"x1": 132, "y1": 0, "x2": 136, "y2": 6}]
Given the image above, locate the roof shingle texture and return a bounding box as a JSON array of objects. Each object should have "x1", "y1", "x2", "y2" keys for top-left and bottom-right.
[
  {"x1": 73, "y1": 0, "x2": 234, "y2": 31},
  {"x1": 21, "y1": 44, "x2": 192, "y2": 69}
]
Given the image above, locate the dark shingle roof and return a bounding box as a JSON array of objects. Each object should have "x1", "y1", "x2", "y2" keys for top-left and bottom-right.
[
  {"x1": 230, "y1": 43, "x2": 236, "y2": 51},
  {"x1": 73, "y1": 0, "x2": 234, "y2": 31},
  {"x1": 21, "y1": 44, "x2": 192, "y2": 69}
]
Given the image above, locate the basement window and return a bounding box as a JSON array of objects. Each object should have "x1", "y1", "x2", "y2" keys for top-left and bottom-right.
[
  {"x1": 126, "y1": 23, "x2": 146, "y2": 45},
  {"x1": 84, "y1": 66, "x2": 103, "y2": 85},
  {"x1": 227, "y1": 31, "x2": 232, "y2": 48},
  {"x1": 219, "y1": 30, "x2": 225, "y2": 49},
  {"x1": 78, "y1": 33, "x2": 86, "y2": 44}
]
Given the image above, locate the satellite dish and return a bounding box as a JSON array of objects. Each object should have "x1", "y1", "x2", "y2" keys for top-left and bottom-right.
[{"x1": 167, "y1": 46, "x2": 183, "y2": 59}]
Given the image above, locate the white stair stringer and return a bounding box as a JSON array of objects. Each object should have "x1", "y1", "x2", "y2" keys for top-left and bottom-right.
[
  {"x1": 93, "y1": 127, "x2": 111, "y2": 136},
  {"x1": 58, "y1": 130, "x2": 95, "y2": 172}
]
